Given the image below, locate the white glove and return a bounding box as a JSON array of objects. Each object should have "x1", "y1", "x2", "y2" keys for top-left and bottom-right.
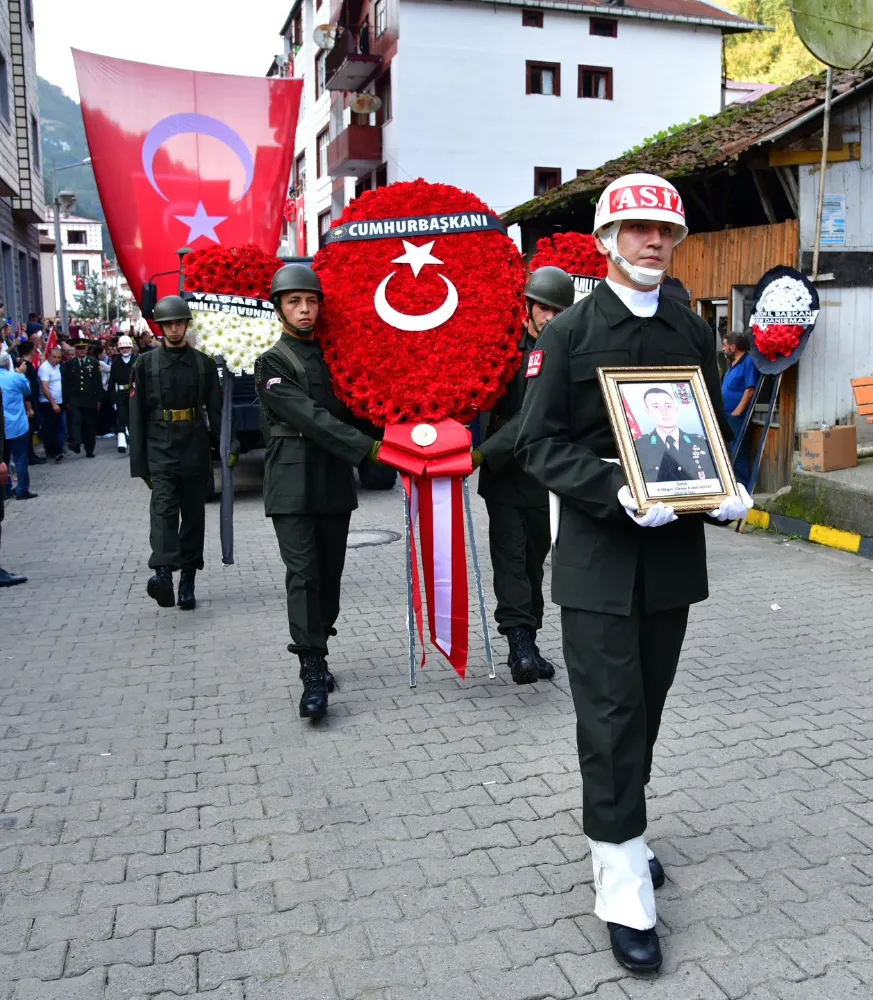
[
  {"x1": 618, "y1": 485, "x2": 678, "y2": 528},
  {"x1": 709, "y1": 484, "x2": 754, "y2": 522}
]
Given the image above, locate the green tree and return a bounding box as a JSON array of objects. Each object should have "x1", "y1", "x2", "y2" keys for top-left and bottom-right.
[
  {"x1": 722, "y1": 0, "x2": 825, "y2": 84},
  {"x1": 70, "y1": 273, "x2": 129, "y2": 322}
]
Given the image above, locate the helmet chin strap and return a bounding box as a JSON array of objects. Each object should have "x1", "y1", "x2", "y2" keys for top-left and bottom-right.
[
  {"x1": 600, "y1": 223, "x2": 665, "y2": 289},
  {"x1": 277, "y1": 310, "x2": 314, "y2": 339}
]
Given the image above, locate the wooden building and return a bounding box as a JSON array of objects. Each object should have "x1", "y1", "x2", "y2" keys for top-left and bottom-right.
[{"x1": 504, "y1": 68, "x2": 873, "y2": 489}]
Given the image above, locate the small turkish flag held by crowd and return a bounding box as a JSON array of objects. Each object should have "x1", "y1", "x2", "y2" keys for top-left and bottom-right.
[{"x1": 72, "y1": 50, "x2": 303, "y2": 305}]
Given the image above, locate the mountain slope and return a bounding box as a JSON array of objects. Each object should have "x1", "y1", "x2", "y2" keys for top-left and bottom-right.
[{"x1": 38, "y1": 77, "x2": 111, "y2": 253}]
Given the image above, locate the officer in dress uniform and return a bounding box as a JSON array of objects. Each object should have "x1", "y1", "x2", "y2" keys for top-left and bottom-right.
[
  {"x1": 63, "y1": 338, "x2": 102, "y2": 457},
  {"x1": 255, "y1": 264, "x2": 379, "y2": 722},
  {"x1": 633, "y1": 387, "x2": 718, "y2": 484},
  {"x1": 129, "y1": 296, "x2": 231, "y2": 611},
  {"x1": 110, "y1": 335, "x2": 135, "y2": 453},
  {"x1": 516, "y1": 173, "x2": 752, "y2": 975},
  {"x1": 475, "y1": 266, "x2": 574, "y2": 684}
]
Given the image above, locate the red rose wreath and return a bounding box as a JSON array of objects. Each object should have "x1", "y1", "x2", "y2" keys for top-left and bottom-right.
[
  {"x1": 530, "y1": 231, "x2": 607, "y2": 281},
  {"x1": 183, "y1": 243, "x2": 283, "y2": 299},
  {"x1": 313, "y1": 179, "x2": 527, "y2": 427}
]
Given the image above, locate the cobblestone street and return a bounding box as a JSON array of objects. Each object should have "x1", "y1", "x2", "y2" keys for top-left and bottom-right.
[{"x1": 2, "y1": 442, "x2": 873, "y2": 1000}]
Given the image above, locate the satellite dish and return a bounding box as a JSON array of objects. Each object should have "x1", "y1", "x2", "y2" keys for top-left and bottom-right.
[
  {"x1": 313, "y1": 24, "x2": 340, "y2": 50},
  {"x1": 792, "y1": 0, "x2": 873, "y2": 69},
  {"x1": 349, "y1": 93, "x2": 383, "y2": 115}
]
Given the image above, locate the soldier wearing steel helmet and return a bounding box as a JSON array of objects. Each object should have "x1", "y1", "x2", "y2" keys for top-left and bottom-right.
[
  {"x1": 475, "y1": 266, "x2": 574, "y2": 685},
  {"x1": 255, "y1": 264, "x2": 380, "y2": 723},
  {"x1": 109, "y1": 334, "x2": 135, "y2": 453},
  {"x1": 128, "y1": 295, "x2": 229, "y2": 612},
  {"x1": 516, "y1": 174, "x2": 752, "y2": 975}
]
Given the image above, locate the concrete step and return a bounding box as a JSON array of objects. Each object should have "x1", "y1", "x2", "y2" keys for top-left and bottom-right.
[{"x1": 757, "y1": 454, "x2": 873, "y2": 538}]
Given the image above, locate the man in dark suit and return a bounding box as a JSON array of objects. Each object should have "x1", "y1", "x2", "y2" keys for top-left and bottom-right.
[
  {"x1": 633, "y1": 387, "x2": 718, "y2": 485},
  {"x1": 475, "y1": 266, "x2": 574, "y2": 684},
  {"x1": 63, "y1": 339, "x2": 102, "y2": 457}
]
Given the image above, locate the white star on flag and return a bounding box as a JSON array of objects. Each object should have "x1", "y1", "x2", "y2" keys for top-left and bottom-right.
[
  {"x1": 174, "y1": 201, "x2": 228, "y2": 244},
  {"x1": 391, "y1": 240, "x2": 443, "y2": 278}
]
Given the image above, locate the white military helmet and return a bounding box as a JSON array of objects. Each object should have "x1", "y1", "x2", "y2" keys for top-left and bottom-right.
[
  {"x1": 593, "y1": 173, "x2": 687, "y2": 287},
  {"x1": 118, "y1": 335, "x2": 134, "y2": 349}
]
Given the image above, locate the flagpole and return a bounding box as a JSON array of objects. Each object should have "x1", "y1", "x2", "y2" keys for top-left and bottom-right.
[{"x1": 463, "y1": 477, "x2": 495, "y2": 679}]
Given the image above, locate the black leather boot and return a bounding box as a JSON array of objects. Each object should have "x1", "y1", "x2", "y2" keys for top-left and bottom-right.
[
  {"x1": 649, "y1": 854, "x2": 665, "y2": 889},
  {"x1": 0, "y1": 567, "x2": 26, "y2": 587},
  {"x1": 607, "y1": 923, "x2": 662, "y2": 974},
  {"x1": 299, "y1": 653, "x2": 329, "y2": 720},
  {"x1": 146, "y1": 566, "x2": 175, "y2": 608},
  {"x1": 530, "y1": 630, "x2": 557, "y2": 679},
  {"x1": 506, "y1": 626, "x2": 539, "y2": 684},
  {"x1": 324, "y1": 663, "x2": 336, "y2": 693},
  {"x1": 177, "y1": 569, "x2": 196, "y2": 610}
]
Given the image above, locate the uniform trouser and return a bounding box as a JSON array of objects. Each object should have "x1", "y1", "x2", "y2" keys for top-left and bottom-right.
[
  {"x1": 485, "y1": 500, "x2": 550, "y2": 634},
  {"x1": 68, "y1": 404, "x2": 98, "y2": 455},
  {"x1": 97, "y1": 389, "x2": 114, "y2": 435},
  {"x1": 115, "y1": 400, "x2": 130, "y2": 447},
  {"x1": 271, "y1": 512, "x2": 352, "y2": 655},
  {"x1": 562, "y1": 595, "x2": 689, "y2": 844},
  {"x1": 148, "y1": 474, "x2": 208, "y2": 571}
]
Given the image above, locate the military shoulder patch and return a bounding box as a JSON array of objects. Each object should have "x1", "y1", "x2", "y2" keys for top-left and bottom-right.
[
  {"x1": 525, "y1": 350, "x2": 544, "y2": 378},
  {"x1": 266, "y1": 377, "x2": 282, "y2": 389}
]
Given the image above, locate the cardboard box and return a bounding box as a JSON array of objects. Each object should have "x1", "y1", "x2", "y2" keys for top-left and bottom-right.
[{"x1": 801, "y1": 425, "x2": 858, "y2": 473}]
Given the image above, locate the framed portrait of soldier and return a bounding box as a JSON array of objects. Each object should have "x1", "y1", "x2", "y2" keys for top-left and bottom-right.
[{"x1": 597, "y1": 366, "x2": 739, "y2": 514}]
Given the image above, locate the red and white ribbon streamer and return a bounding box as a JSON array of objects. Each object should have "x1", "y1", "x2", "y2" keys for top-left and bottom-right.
[{"x1": 403, "y1": 474, "x2": 469, "y2": 679}]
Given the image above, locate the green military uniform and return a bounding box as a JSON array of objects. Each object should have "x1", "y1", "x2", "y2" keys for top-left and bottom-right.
[
  {"x1": 63, "y1": 351, "x2": 102, "y2": 456},
  {"x1": 478, "y1": 331, "x2": 550, "y2": 637},
  {"x1": 634, "y1": 428, "x2": 717, "y2": 484},
  {"x1": 516, "y1": 280, "x2": 730, "y2": 845},
  {"x1": 255, "y1": 333, "x2": 373, "y2": 656},
  {"x1": 128, "y1": 342, "x2": 222, "y2": 573}
]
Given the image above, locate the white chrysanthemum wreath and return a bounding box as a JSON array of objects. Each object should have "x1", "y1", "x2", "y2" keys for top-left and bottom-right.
[{"x1": 188, "y1": 310, "x2": 283, "y2": 375}]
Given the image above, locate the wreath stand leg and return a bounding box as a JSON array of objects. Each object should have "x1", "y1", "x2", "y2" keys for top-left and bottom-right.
[
  {"x1": 463, "y1": 478, "x2": 496, "y2": 679},
  {"x1": 404, "y1": 488, "x2": 417, "y2": 688},
  {"x1": 219, "y1": 364, "x2": 234, "y2": 566}
]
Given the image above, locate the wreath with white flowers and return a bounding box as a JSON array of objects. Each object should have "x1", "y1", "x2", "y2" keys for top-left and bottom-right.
[
  {"x1": 187, "y1": 307, "x2": 283, "y2": 375},
  {"x1": 182, "y1": 244, "x2": 285, "y2": 374}
]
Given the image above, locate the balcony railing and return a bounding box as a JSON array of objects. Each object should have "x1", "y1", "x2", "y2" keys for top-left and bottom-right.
[
  {"x1": 325, "y1": 28, "x2": 382, "y2": 92},
  {"x1": 327, "y1": 124, "x2": 382, "y2": 178}
]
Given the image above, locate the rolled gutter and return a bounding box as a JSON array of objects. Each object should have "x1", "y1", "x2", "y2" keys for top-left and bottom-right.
[{"x1": 434, "y1": 0, "x2": 767, "y2": 34}]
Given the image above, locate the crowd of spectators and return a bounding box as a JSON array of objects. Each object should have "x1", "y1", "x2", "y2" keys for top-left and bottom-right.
[{"x1": 0, "y1": 306, "x2": 153, "y2": 499}]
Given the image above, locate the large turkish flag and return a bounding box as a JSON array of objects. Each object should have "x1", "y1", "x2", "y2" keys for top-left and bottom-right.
[{"x1": 72, "y1": 51, "x2": 302, "y2": 304}]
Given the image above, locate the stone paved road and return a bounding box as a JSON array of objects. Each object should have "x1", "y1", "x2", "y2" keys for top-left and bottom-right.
[{"x1": 2, "y1": 442, "x2": 873, "y2": 1000}]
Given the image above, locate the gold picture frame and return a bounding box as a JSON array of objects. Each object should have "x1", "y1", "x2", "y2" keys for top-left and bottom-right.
[{"x1": 597, "y1": 366, "x2": 739, "y2": 515}]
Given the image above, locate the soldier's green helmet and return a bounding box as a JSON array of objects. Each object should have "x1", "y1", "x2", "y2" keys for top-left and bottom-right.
[
  {"x1": 153, "y1": 295, "x2": 193, "y2": 324},
  {"x1": 524, "y1": 266, "x2": 575, "y2": 311},
  {"x1": 270, "y1": 264, "x2": 323, "y2": 307}
]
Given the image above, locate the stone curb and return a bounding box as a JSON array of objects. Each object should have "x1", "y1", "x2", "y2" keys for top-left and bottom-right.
[{"x1": 745, "y1": 507, "x2": 873, "y2": 558}]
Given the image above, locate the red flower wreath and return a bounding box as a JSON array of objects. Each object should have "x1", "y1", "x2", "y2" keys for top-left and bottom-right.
[
  {"x1": 183, "y1": 244, "x2": 283, "y2": 299},
  {"x1": 530, "y1": 232, "x2": 607, "y2": 280},
  {"x1": 313, "y1": 180, "x2": 526, "y2": 427},
  {"x1": 751, "y1": 324, "x2": 804, "y2": 362}
]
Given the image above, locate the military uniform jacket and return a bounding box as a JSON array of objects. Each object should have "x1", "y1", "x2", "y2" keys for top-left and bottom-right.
[
  {"x1": 128, "y1": 344, "x2": 222, "y2": 480},
  {"x1": 62, "y1": 356, "x2": 102, "y2": 408},
  {"x1": 255, "y1": 334, "x2": 373, "y2": 517},
  {"x1": 109, "y1": 355, "x2": 135, "y2": 406},
  {"x1": 477, "y1": 331, "x2": 548, "y2": 508},
  {"x1": 635, "y1": 429, "x2": 717, "y2": 484},
  {"x1": 516, "y1": 280, "x2": 730, "y2": 616}
]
